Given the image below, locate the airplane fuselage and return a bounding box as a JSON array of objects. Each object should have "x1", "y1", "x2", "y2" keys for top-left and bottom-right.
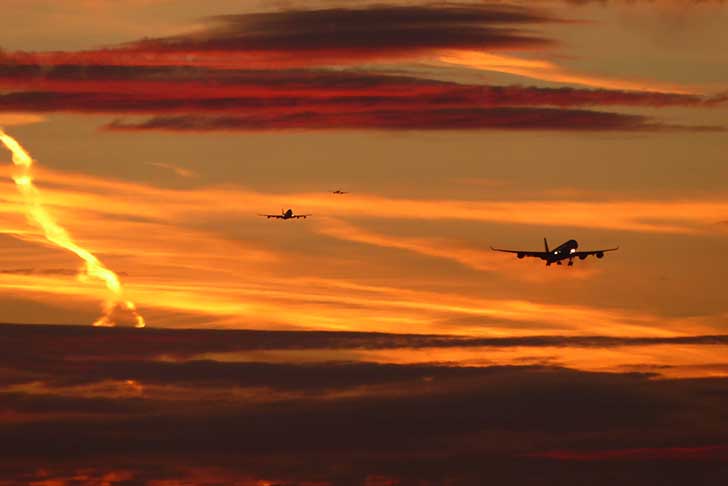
[{"x1": 544, "y1": 239, "x2": 578, "y2": 265}]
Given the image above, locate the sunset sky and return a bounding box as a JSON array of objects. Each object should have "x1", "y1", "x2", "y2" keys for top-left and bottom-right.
[{"x1": 0, "y1": 1, "x2": 727, "y2": 484}]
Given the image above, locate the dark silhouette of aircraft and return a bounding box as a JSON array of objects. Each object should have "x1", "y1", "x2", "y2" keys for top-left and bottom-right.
[
  {"x1": 331, "y1": 190, "x2": 349, "y2": 195},
  {"x1": 258, "y1": 209, "x2": 311, "y2": 220},
  {"x1": 491, "y1": 238, "x2": 618, "y2": 266}
]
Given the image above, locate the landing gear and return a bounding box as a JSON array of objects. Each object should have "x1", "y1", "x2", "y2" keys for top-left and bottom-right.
[
  {"x1": 556, "y1": 261, "x2": 562, "y2": 266},
  {"x1": 568, "y1": 259, "x2": 574, "y2": 266}
]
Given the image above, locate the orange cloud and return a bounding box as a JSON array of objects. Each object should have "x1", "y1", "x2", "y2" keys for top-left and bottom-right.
[
  {"x1": 337, "y1": 343, "x2": 728, "y2": 380},
  {"x1": 316, "y1": 217, "x2": 600, "y2": 281},
  {"x1": 0, "y1": 165, "x2": 725, "y2": 336},
  {"x1": 4, "y1": 166, "x2": 724, "y2": 234},
  {"x1": 0, "y1": 265, "x2": 716, "y2": 338},
  {"x1": 0, "y1": 113, "x2": 46, "y2": 126},
  {"x1": 436, "y1": 50, "x2": 698, "y2": 94}
]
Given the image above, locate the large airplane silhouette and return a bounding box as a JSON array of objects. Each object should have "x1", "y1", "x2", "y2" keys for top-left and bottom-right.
[
  {"x1": 258, "y1": 208, "x2": 311, "y2": 220},
  {"x1": 491, "y1": 238, "x2": 618, "y2": 266}
]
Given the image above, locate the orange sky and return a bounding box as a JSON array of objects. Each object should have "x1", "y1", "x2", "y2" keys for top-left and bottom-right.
[
  {"x1": 1, "y1": 10, "x2": 728, "y2": 482},
  {"x1": 0, "y1": 0, "x2": 726, "y2": 342}
]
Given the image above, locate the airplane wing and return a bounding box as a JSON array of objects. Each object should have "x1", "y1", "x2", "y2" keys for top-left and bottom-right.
[
  {"x1": 292, "y1": 214, "x2": 312, "y2": 219},
  {"x1": 258, "y1": 214, "x2": 283, "y2": 219},
  {"x1": 572, "y1": 247, "x2": 619, "y2": 258},
  {"x1": 490, "y1": 247, "x2": 548, "y2": 259}
]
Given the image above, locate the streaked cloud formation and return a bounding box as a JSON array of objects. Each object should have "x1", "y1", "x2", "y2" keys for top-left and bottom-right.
[
  {"x1": 437, "y1": 50, "x2": 700, "y2": 93},
  {"x1": 3, "y1": 4, "x2": 558, "y2": 68},
  {"x1": 0, "y1": 1, "x2": 727, "y2": 483},
  {"x1": 1, "y1": 324, "x2": 728, "y2": 483},
  {"x1": 0, "y1": 163, "x2": 726, "y2": 336},
  {"x1": 0, "y1": 3, "x2": 724, "y2": 131}
]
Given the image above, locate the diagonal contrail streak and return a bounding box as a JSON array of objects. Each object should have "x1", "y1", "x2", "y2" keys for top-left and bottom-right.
[{"x1": 0, "y1": 129, "x2": 145, "y2": 328}]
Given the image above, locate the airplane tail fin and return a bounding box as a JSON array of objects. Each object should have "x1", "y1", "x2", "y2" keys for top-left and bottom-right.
[{"x1": 544, "y1": 237, "x2": 549, "y2": 253}]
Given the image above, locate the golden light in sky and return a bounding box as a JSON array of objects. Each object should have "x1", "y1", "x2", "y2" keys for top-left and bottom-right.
[{"x1": 0, "y1": 1, "x2": 727, "y2": 484}]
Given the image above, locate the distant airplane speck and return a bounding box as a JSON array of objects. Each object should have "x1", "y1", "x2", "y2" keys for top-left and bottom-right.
[
  {"x1": 331, "y1": 189, "x2": 349, "y2": 195},
  {"x1": 491, "y1": 238, "x2": 618, "y2": 266}
]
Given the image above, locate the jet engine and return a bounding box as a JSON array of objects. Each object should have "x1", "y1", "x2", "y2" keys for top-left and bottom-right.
[
  {"x1": 517, "y1": 252, "x2": 525, "y2": 259},
  {"x1": 596, "y1": 252, "x2": 604, "y2": 259},
  {"x1": 579, "y1": 254, "x2": 588, "y2": 260}
]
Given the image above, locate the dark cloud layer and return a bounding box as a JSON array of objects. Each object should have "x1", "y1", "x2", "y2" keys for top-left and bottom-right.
[
  {"x1": 0, "y1": 65, "x2": 713, "y2": 106},
  {"x1": 1, "y1": 67, "x2": 716, "y2": 120},
  {"x1": 0, "y1": 65, "x2": 720, "y2": 131},
  {"x1": 139, "y1": 5, "x2": 555, "y2": 52},
  {"x1": 0, "y1": 1, "x2": 721, "y2": 134},
  {"x1": 1, "y1": 324, "x2": 728, "y2": 484},
  {"x1": 3, "y1": 323, "x2": 728, "y2": 358},
  {"x1": 2, "y1": 456, "x2": 728, "y2": 486},
  {"x1": 0, "y1": 5, "x2": 721, "y2": 136},
  {"x1": 530, "y1": 445, "x2": 728, "y2": 461},
  {"x1": 1, "y1": 4, "x2": 557, "y2": 70},
  {"x1": 106, "y1": 108, "x2": 717, "y2": 132}
]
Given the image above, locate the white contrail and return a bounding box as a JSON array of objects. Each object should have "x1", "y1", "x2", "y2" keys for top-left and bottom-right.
[{"x1": 0, "y1": 129, "x2": 145, "y2": 327}]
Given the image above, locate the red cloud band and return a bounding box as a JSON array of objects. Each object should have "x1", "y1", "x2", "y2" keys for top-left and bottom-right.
[
  {"x1": 1, "y1": 5, "x2": 558, "y2": 69},
  {"x1": 105, "y1": 108, "x2": 718, "y2": 132}
]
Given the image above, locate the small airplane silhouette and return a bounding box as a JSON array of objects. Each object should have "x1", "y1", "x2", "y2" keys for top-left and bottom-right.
[
  {"x1": 258, "y1": 208, "x2": 312, "y2": 220},
  {"x1": 491, "y1": 238, "x2": 618, "y2": 266},
  {"x1": 331, "y1": 190, "x2": 349, "y2": 195}
]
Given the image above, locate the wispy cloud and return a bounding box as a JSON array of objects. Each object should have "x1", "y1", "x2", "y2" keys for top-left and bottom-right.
[
  {"x1": 148, "y1": 162, "x2": 198, "y2": 179},
  {"x1": 436, "y1": 50, "x2": 699, "y2": 94},
  {"x1": 8, "y1": 165, "x2": 728, "y2": 234},
  {"x1": 316, "y1": 217, "x2": 600, "y2": 279},
  {"x1": 0, "y1": 112, "x2": 46, "y2": 126},
  {"x1": 0, "y1": 165, "x2": 727, "y2": 334},
  {"x1": 0, "y1": 67, "x2": 718, "y2": 131}
]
